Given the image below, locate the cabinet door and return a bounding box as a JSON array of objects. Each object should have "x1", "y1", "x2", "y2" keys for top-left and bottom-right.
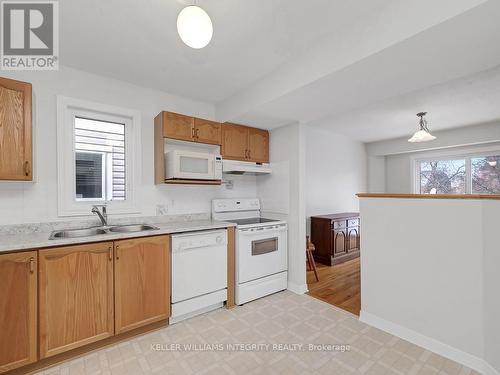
[
  {"x1": 221, "y1": 123, "x2": 248, "y2": 161},
  {"x1": 39, "y1": 243, "x2": 114, "y2": 358},
  {"x1": 114, "y1": 235, "x2": 170, "y2": 334},
  {"x1": 162, "y1": 111, "x2": 195, "y2": 142},
  {"x1": 248, "y1": 128, "x2": 269, "y2": 163},
  {"x1": 194, "y1": 118, "x2": 221, "y2": 145},
  {"x1": 0, "y1": 77, "x2": 32, "y2": 180},
  {"x1": 0, "y1": 251, "x2": 37, "y2": 372},
  {"x1": 347, "y1": 227, "x2": 360, "y2": 252},
  {"x1": 332, "y1": 230, "x2": 347, "y2": 257}
]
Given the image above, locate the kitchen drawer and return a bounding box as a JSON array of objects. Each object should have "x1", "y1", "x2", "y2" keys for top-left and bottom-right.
[
  {"x1": 347, "y1": 218, "x2": 359, "y2": 227},
  {"x1": 332, "y1": 220, "x2": 346, "y2": 229}
]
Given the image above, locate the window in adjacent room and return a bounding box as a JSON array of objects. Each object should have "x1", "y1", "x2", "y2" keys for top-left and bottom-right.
[
  {"x1": 471, "y1": 155, "x2": 500, "y2": 194},
  {"x1": 415, "y1": 153, "x2": 500, "y2": 195},
  {"x1": 418, "y1": 159, "x2": 466, "y2": 194}
]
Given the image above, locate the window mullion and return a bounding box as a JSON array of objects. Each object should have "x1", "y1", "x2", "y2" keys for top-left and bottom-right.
[{"x1": 465, "y1": 157, "x2": 471, "y2": 194}]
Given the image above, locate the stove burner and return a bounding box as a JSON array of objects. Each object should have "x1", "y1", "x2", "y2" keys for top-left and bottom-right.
[{"x1": 231, "y1": 218, "x2": 279, "y2": 226}]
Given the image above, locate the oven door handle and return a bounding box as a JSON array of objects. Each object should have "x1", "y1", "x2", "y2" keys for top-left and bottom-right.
[{"x1": 239, "y1": 225, "x2": 287, "y2": 235}]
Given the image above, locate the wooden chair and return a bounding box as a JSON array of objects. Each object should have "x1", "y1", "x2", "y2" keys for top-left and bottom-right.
[{"x1": 306, "y1": 236, "x2": 319, "y2": 282}]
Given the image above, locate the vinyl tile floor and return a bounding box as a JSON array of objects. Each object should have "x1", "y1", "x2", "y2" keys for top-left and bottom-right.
[{"x1": 38, "y1": 291, "x2": 478, "y2": 375}]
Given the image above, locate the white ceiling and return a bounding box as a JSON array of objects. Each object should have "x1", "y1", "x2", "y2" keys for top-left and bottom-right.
[
  {"x1": 60, "y1": 0, "x2": 395, "y2": 102},
  {"x1": 313, "y1": 65, "x2": 500, "y2": 142},
  {"x1": 60, "y1": 0, "x2": 500, "y2": 141}
]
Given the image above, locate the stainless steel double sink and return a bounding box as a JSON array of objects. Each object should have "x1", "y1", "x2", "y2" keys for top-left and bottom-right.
[{"x1": 49, "y1": 224, "x2": 159, "y2": 240}]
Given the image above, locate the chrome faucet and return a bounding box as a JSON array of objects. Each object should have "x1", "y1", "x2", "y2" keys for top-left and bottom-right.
[{"x1": 91, "y1": 205, "x2": 108, "y2": 226}]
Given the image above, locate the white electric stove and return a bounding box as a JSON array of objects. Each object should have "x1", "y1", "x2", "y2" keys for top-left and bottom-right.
[{"x1": 212, "y1": 198, "x2": 288, "y2": 305}]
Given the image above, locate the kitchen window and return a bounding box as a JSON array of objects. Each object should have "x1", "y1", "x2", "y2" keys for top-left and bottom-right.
[
  {"x1": 415, "y1": 153, "x2": 500, "y2": 194},
  {"x1": 75, "y1": 117, "x2": 125, "y2": 201},
  {"x1": 57, "y1": 96, "x2": 141, "y2": 216}
]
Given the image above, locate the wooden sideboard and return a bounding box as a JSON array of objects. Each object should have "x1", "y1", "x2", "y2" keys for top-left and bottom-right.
[{"x1": 310, "y1": 212, "x2": 360, "y2": 266}]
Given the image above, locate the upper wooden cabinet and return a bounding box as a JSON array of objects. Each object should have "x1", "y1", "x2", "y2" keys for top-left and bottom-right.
[
  {"x1": 161, "y1": 111, "x2": 195, "y2": 142},
  {"x1": 222, "y1": 123, "x2": 269, "y2": 163},
  {"x1": 221, "y1": 123, "x2": 248, "y2": 161},
  {"x1": 0, "y1": 77, "x2": 32, "y2": 180},
  {"x1": 38, "y1": 243, "x2": 114, "y2": 358},
  {"x1": 156, "y1": 111, "x2": 221, "y2": 145},
  {"x1": 114, "y1": 235, "x2": 170, "y2": 334},
  {"x1": 194, "y1": 118, "x2": 221, "y2": 145},
  {"x1": 0, "y1": 251, "x2": 37, "y2": 373},
  {"x1": 248, "y1": 127, "x2": 270, "y2": 163}
]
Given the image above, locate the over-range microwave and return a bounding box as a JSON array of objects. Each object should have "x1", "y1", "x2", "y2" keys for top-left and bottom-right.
[{"x1": 165, "y1": 150, "x2": 222, "y2": 180}]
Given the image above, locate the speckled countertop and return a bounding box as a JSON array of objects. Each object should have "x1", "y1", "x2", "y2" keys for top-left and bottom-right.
[{"x1": 0, "y1": 218, "x2": 235, "y2": 253}]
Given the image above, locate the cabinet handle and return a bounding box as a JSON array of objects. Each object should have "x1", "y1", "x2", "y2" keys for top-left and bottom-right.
[
  {"x1": 24, "y1": 161, "x2": 30, "y2": 176},
  {"x1": 192, "y1": 127, "x2": 196, "y2": 139},
  {"x1": 108, "y1": 246, "x2": 112, "y2": 261},
  {"x1": 247, "y1": 149, "x2": 251, "y2": 159},
  {"x1": 196, "y1": 128, "x2": 199, "y2": 138},
  {"x1": 115, "y1": 245, "x2": 119, "y2": 260},
  {"x1": 28, "y1": 257, "x2": 35, "y2": 273}
]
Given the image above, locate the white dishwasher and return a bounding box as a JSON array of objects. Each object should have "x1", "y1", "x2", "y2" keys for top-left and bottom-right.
[{"x1": 170, "y1": 229, "x2": 227, "y2": 323}]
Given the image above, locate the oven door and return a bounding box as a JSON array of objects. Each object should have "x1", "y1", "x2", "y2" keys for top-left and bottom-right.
[
  {"x1": 174, "y1": 151, "x2": 215, "y2": 180},
  {"x1": 236, "y1": 224, "x2": 287, "y2": 284}
]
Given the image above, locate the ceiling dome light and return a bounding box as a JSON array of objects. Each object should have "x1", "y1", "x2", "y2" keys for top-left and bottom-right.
[
  {"x1": 488, "y1": 160, "x2": 497, "y2": 167},
  {"x1": 177, "y1": 5, "x2": 213, "y2": 49},
  {"x1": 408, "y1": 112, "x2": 436, "y2": 143}
]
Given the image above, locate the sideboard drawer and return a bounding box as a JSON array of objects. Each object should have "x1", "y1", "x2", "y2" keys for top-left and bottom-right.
[
  {"x1": 348, "y1": 218, "x2": 359, "y2": 227},
  {"x1": 332, "y1": 220, "x2": 346, "y2": 229}
]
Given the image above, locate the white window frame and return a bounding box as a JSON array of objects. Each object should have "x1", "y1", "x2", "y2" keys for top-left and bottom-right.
[
  {"x1": 57, "y1": 96, "x2": 141, "y2": 217},
  {"x1": 411, "y1": 145, "x2": 500, "y2": 194}
]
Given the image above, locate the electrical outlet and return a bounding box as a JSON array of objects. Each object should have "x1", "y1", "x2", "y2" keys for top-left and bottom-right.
[
  {"x1": 224, "y1": 180, "x2": 234, "y2": 190},
  {"x1": 156, "y1": 204, "x2": 168, "y2": 216}
]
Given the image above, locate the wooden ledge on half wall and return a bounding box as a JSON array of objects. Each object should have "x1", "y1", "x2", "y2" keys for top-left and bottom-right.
[{"x1": 356, "y1": 193, "x2": 500, "y2": 200}]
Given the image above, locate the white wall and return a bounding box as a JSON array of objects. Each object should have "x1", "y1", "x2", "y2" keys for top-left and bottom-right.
[
  {"x1": 304, "y1": 126, "x2": 367, "y2": 232},
  {"x1": 0, "y1": 66, "x2": 256, "y2": 225},
  {"x1": 384, "y1": 153, "x2": 413, "y2": 193},
  {"x1": 483, "y1": 201, "x2": 500, "y2": 374},
  {"x1": 360, "y1": 197, "x2": 499, "y2": 374},
  {"x1": 365, "y1": 122, "x2": 500, "y2": 193},
  {"x1": 367, "y1": 155, "x2": 385, "y2": 193},
  {"x1": 257, "y1": 123, "x2": 307, "y2": 294}
]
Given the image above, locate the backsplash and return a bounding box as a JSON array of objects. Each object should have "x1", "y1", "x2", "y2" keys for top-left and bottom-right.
[{"x1": 0, "y1": 212, "x2": 210, "y2": 235}]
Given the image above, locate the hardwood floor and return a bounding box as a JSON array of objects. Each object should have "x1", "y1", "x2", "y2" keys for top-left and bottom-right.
[{"x1": 306, "y1": 257, "x2": 361, "y2": 316}]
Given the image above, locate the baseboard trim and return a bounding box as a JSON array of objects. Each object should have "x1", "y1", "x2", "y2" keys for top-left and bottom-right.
[
  {"x1": 287, "y1": 282, "x2": 308, "y2": 295},
  {"x1": 359, "y1": 310, "x2": 486, "y2": 374}
]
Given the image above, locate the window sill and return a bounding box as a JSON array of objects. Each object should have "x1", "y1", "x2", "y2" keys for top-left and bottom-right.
[{"x1": 357, "y1": 193, "x2": 500, "y2": 200}]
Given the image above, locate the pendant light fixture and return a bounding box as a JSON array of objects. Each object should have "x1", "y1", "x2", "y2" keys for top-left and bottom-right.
[
  {"x1": 177, "y1": 4, "x2": 213, "y2": 49},
  {"x1": 408, "y1": 112, "x2": 436, "y2": 143}
]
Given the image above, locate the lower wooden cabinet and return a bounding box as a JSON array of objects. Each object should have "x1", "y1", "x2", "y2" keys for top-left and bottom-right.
[
  {"x1": 38, "y1": 242, "x2": 115, "y2": 358},
  {"x1": 333, "y1": 228, "x2": 347, "y2": 257},
  {"x1": 0, "y1": 251, "x2": 37, "y2": 373},
  {"x1": 1, "y1": 235, "x2": 173, "y2": 372},
  {"x1": 311, "y1": 213, "x2": 360, "y2": 266},
  {"x1": 114, "y1": 236, "x2": 170, "y2": 334},
  {"x1": 347, "y1": 226, "x2": 360, "y2": 252}
]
